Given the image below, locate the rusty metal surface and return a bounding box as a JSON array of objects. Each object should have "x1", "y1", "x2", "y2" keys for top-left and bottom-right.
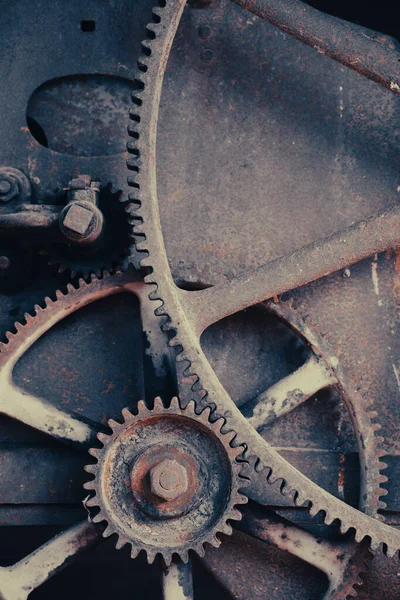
[
  {"x1": 0, "y1": 0, "x2": 400, "y2": 598},
  {"x1": 231, "y1": 0, "x2": 400, "y2": 95},
  {"x1": 84, "y1": 398, "x2": 246, "y2": 563}
]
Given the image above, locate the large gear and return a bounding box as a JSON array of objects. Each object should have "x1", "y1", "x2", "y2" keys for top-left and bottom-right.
[
  {"x1": 126, "y1": 0, "x2": 400, "y2": 573},
  {"x1": 83, "y1": 397, "x2": 248, "y2": 564}
]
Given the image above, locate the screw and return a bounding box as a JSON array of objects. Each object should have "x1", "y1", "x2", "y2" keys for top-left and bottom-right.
[{"x1": 149, "y1": 459, "x2": 188, "y2": 501}]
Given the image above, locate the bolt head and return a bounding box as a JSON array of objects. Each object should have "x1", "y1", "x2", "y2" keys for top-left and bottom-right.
[
  {"x1": 149, "y1": 459, "x2": 188, "y2": 501},
  {"x1": 62, "y1": 203, "x2": 94, "y2": 236},
  {"x1": 59, "y1": 201, "x2": 103, "y2": 244}
]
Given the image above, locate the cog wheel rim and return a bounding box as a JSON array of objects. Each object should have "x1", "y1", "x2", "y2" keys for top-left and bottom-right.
[{"x1": 83, "y1": 396, "x2": 248, "y2": 564}]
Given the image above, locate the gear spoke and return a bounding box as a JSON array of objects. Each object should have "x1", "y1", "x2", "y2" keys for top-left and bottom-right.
[
  {"x1": 162, "y1": 561, "x2": 194, "y2": 600},
  {"x1": 245, "y1": 355, "x2": 337, "y2": 430},
  {"x1": 229, "y1": 0, "x2": 400, "y2": 95},
  {"x1": 0, "y1": 381, "x2": 99, "y2": 449},
  {"x1": 181, "y1": 205, "x2": 400, "y2": 334},
  {"x1": 237, "y1": 505, "x2": 366, "y2": 599},
  {"x1": 0, "y1": 521, "x2": 100, "y2": 600}
]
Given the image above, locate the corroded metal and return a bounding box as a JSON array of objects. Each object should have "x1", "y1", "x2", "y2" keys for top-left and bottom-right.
[
  {"x1": 0, "y1": 521, "x2": 100, "y2": 600},
  {"x1": 230, "y1": 0, "x2": 400, "y2": 95},
  {"x1": 127, "y1": 0, "x2": 400, "y2": 573},
  {"x1": 0, "y1": 0, "x2": 399, "y2": 597},
  {"x1": 83, "y1": 397, "x2": 248, "y2": 564}
]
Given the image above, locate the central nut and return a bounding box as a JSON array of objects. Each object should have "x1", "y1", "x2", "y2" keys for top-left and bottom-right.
[{"x1": 149, "y1": 459, "x2": 188, "y2": 501}]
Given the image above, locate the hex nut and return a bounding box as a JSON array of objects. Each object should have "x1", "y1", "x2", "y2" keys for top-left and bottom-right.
[{"x1": 149, "y1": 459, "x2": 188, "y2": 501}]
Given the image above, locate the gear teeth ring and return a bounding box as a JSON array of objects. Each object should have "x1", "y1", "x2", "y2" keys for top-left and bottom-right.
[{"x1": 84, "y1": 397, "x2": 249, "y2": 564}]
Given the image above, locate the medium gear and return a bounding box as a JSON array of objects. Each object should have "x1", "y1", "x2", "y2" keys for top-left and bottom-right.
[{"x1": 83, "y1": 396, "x2": 248, "y2": 564}]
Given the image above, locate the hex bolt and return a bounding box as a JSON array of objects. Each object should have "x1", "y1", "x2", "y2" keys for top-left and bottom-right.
[
  {"x1": 0, "y1": 168, "x2": 31, "y2": 203},
  {"x1": 149, "y1": 459, "x2": 188, "y2": 501},
  {"x1": 59, "y1": 201, "x2": 104, "y2": 245}
]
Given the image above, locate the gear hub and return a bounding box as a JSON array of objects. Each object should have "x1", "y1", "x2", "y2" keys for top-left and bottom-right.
[{"x1": 84, "y1": 397, "x2": 248, "y2": 563}]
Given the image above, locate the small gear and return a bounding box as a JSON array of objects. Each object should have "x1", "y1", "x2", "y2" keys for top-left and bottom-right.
[
  {"x1": 84, "y1": 396, "x2": 248, "y2": 564},
  {"x1": 45, "y1": 184, "x2": 132, "y2": 278}
]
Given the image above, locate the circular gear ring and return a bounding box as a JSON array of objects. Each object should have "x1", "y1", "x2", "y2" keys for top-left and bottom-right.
[{"x1": 84, "y1": 396, "x2": 248, "y2": 564}]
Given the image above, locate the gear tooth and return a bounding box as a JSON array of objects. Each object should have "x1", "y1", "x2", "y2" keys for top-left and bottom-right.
[
  {"x1": 103, "y1": 525, "x2": 115, "y2": 538},
  {"x1": 88, "y1": 448, "x2": 100, "y2": 458},
  {"x1": 185, "y1": 400, "x2": 196, "y2": 416},
  {"x1": 97, "y1": 432, "x2": 110, "y2": 444},
  {"x1": 209, "y1": 534, "x2": 221, "y2": 549},
  {"x1": 309, "y1": 504, "x2": 319, "y2": 518},
  {"x1": 221, "y1": 522, "x2": 233, "y2": 536},
  {"x1": 146, "y1": 549, "x2": 157, "y2": 564},
  {"x1": 137, "y1": 399, "x2": 147, "y2": 413},
  {"x1": 85, "y1": 495, "x2": 98, "y2": 507},
  {"x1": 232, "y1": 445, "x2": 245, "y2": 459},
  {"x1": 84, "y1": 464, "x2": 96, "y2": 474},
  {"x1": 196, "y1": 543, "x2": 206, "y2": 558},
  {"x1": 224, "y1": 430, "x2": 236, "y2": 444},
  {"x1": 236, "y1": 492, "x2": 249, "y2": 505},
  {"x1": 55, "y1": 290, "x2": 64, "y2": 300},
  {"x1": 66, "y1": 283, "x2": 75, "y2": 293},
  {"x1": 162, "y1": 551, "x2": 173, "y2": 566},
  {"x1": 199, "y1": 406, "x2": 212, "y2": 422},
  {"x1": 115, "y1": 536, "x2": 128, "y2": 550},
  {"x1": 170, "y1": 396, "x2": 180, "y2": 410},
  {"x1": 5, "y1": 331, "x2": 14, "y2": 341},
  {"x1": 83, "y1": 481, "x2": 96, "y2": 491},
  {"x1": 14, "y1": 321, "x2": 24, "y2": 332},
  {"x1": 92, "y1": 513, "x2": 105, "y2": 524},
  {"x1": 122, "y1": 407, "x2": 133, "y2": 421},
  {"x1": 153, "y1": 396, "x2": 164, "y2": 410},
  {"x1": 108, "y1": 418, "x2": 120, "y2": 431},
  {"x1": 370, "y1": 538, "x2": 381, "y2": 552},
  {"x1": 228, "y1": 508, "x2": 242, "y2": 522},
  {"x1": 212, "y1": 416, "x2": 225, "y2": 432},
  {"x1": 179, "y1": 550, "x2": 189, "y2": 564},
  {"x1": 130, "y1": 545, "x2": 140, "y2": 560}
]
